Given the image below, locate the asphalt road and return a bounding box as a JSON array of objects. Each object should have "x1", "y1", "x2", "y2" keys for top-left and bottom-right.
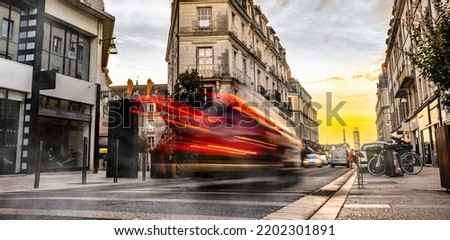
[{"x1": 0, "y1": 166, "x2": 351, "y2": 220}]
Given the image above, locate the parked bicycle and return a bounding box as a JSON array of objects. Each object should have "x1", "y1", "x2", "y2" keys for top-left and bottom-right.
[{"x1": 367, "y1": 137, "x2": 423, "y2": 176}]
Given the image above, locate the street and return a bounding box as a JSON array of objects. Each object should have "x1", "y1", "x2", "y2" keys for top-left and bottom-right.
[{"x1": 0, "y1": 167, "x2": 350, "y2": 220}]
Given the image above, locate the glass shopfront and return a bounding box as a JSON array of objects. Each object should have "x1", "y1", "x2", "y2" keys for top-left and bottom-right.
[
  {"x1": 0, "y1": 89, "x2": 25, "y2": 175},
  {"x1": 37, "y1": 117, "x2": 90, "y2": 170},
  {"x1": 37, "y1": 96, "x2": 91, "y2": 170}
]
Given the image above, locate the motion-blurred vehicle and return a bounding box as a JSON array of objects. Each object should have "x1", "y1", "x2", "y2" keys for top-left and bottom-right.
[
  {"x1": 302, "y1": 154, "x2": 323, "y2": 168},
  {"x1": 140, "y1": 85, "x2": 302, "y2": 177},
  {"x1": 330, "y1": 148, "x2": 349, "y2": 168}
]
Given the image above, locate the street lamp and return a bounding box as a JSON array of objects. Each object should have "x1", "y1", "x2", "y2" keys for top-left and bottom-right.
[
  {"x1": 99, "y1": 37, "x2": 118, "y2": 55},
  {"x1": 94, "y1": 37, "x2": 118, "y2": 173}
]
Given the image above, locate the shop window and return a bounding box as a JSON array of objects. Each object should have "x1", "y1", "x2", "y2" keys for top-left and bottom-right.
[
  {"x1": 0, "y1": 89, "x2": 25, "y2": 175},
  {"x1": 70, "y1": 102, "x2": 81, "y2": 112},
  {"x1": 39, "y1": 96, "x2": 47, "y2": 108},
  {"x1": 46, "y1": 98, "x2": 59, "y2": 109},
  {"x1": 59, "y1": 100, "x2": 70, "y2": 112},
  {"x1": 37, "y1": 117, "x2": 89, "y2": 169}
]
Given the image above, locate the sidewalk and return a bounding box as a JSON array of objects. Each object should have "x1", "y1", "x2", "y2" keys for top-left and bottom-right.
[
  {"x1": 0, "y1": 170, "x2": 144, "y2": 193},
  {"x1": 335, "y1": 166, "x2": 450, "y2": 220}
]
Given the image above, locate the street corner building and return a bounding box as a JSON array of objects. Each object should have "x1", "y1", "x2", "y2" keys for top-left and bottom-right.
[
  {"x1": 0, "y1": 0, "x2": 115, "y2": 175},
  {"x1": 165, "y1": 0, "x2": 319, "y2": 150}
]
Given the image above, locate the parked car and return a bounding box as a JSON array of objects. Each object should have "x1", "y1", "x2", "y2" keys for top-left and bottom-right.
[
  {"x1": 302, "y1": 154, "x2": 324, "y2": 168},
  {"x1": 330, "y1": 148, "x2": 349, "y2": 168},
  {"x1": 319, "y1": 154, "x2": 329, "y2": 165}
]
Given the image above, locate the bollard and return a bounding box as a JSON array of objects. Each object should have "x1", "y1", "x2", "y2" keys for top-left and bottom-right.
[
  {"x1": 142, "y1": 152, "x2": 146, "y2": 181},
  {"x1": 34, "y1": 141, "x2": 43, "y2": 189},
  {"x1": 82, "y1": 137, "x2": 88, "y2": 185},
  {"x1": 114, "y1": 139, "x2": 119, "y2": 183}
]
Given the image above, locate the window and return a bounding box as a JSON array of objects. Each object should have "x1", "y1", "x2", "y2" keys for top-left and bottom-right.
[
  {"x1": 147, "y1": 103, "x2": 156, "y2": 113},
  {"x1": 232, "y1": 49, "x2": 237, "y2": 69},
  {"x1": 148, "y1": 137, "x2": 155, "y2": 149},
  {"x1": 235, "y1": 0, "x2": 246, "y2": 10},
  {"x1": 197, "y1": 7, "x2": 212, "y2": 28},
  {"x1": 76, "y1": 45, "x2": 83, "y2": 62},
  {"x1": 147, "y1": 120, "x2": 156, "y2": 132},
  {"x1": 197, "y1": 47, "x2": 213, "y2": 75},
  {"x1": 242, "y1": 57, "x2": 247, "y2": 77},
  {"x1": 45, "y1": 21, "x2": 91, "y2": 81},
  {"x1": 52, "y1": 36, "x2": 62, "y2": 54},
  {"x1": 2, "y1": 18, "x2": 13, "y2": 39}
]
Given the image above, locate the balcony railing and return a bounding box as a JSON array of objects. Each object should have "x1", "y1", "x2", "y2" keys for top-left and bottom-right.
[
  {"x1": 264, "y1": 89, "x2": 281, "y2": 103},
  {"x1": 232, "y1": 68, "x2": 250, "y2": 85},
  {"x1": 393, "y1": 64, "x2": 414, "y2": 99},
  {"x1": 269, "y1": 64, "x2": 276, "y2": 75},
  {"x1": 185, "y1": 64, "x2": 223, "y2": 78},
  {"x1": 192, "y1": 20, "x2": 216, "y2": 31},
  {"x1": 398, "y1": 63, "x2": 414, "y2": 88},
  {"x1": 257, "y1": 85, "x2": 266, "y2": 96}
]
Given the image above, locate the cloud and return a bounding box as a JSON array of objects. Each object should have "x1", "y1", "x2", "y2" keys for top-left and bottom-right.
[
  {"x1": 327, "y1": 76, "x2": 345, "y2": 81},
  {"x1": 323, "y1": 32, "x2": 334, "y2": 43},
  {"x1": 352, "y1": 72, "x2": 379, "y2": 82},
  {"x1": 314, "y1": 0, "x2": 333, "y2": 12}
]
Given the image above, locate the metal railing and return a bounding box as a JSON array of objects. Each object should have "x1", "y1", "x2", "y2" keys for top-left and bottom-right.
[{"x1": 185, "y1": 64, "x2": 223, "y2": 78}]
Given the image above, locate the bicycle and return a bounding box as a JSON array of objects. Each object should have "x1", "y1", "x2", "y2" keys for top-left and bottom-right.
[{"x1": 367, "y1": 138, "x2": 423, "y2": 176}]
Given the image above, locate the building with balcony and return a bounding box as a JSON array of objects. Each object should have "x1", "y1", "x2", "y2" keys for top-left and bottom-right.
[
  {"x1": 288, "y1": 78, "x2": 319, "y2": 150},
  {"x1": 0, "y1": 0, "x2": 115, "y2": 174},
  {"x1": 166, "y1": 0, "x2": 291, "y2": 117},
  {"x1": 376, "y1": 64, "x2": 391, "y2": 142},
  {"x1": 380, "y1": 0, "x2": 449, "y2": 166}
]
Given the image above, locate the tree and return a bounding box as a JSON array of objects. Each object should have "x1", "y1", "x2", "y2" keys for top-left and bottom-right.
[
  {"x1": 408, "y1": 2, "x2": 450, "y2": 110},
  {"x1": 172, "y1": 69, "x2": 204, "y2": 108}
]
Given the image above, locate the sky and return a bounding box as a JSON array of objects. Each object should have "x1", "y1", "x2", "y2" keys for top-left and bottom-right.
[{"x1": 103, "y1": 0, "x2": 393, "y2": 146}]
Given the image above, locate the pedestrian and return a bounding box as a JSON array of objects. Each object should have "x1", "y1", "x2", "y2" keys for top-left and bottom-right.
[{"x1": 348, "y1": 149, "x2": 355, "y2": 168}]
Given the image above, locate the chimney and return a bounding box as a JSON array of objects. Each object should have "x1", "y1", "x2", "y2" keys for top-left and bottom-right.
[
  {"x1": 147, "y1": 79, "x2": 154, "y2": 97},
  {"x1": 126, "y1": 79, "x2": 133, "y2": 98}
]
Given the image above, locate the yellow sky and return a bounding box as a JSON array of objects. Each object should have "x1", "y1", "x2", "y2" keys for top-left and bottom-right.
[{"x1": 303, "y1": 72, "x2": 380, "y2": 146}]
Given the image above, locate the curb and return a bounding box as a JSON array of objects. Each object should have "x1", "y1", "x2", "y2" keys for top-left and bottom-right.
[{"x1": 263, "y1": 169, "x2": 356, "y2": 220}]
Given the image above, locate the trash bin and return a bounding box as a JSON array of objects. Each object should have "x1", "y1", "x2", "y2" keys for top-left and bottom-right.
[
  {"x1": 384, "y1": 144, "x2": 408, "y2": 177},
  {"x1": 436, "y1": 125, "x2": 450, "y2": 190}
]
